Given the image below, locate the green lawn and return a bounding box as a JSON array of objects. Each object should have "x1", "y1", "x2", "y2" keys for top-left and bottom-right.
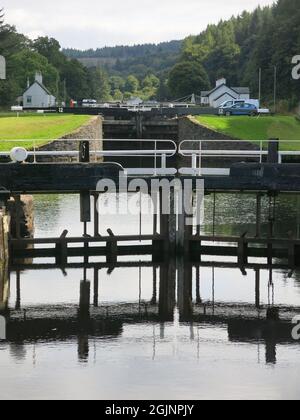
[
  {"x1": 195, "y1": 115, "x2": 300, "y2": 150},
  {"x1": 0, "y1": 114, "x2": 92, "y2": 151}
]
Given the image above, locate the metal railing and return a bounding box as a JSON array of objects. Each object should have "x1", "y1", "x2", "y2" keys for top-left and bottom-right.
[
  {"x1": 179, "y1": 140, "x2": 300, "y2": 176},
  {"x1": 0, "y1": 138, "x2": 177, "y2": 176},
  {"x1": 2, "y1": 138, "x2": 300, "y2": 177}
]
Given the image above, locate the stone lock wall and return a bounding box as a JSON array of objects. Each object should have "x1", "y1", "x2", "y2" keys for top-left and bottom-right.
[
  {"x1": 37, "y1": 115, "x2": 103, "y2": 162},
  {"x1": 178, "y1": 116, "x2": 237, "y2": 142},
  {"x1": 178, "y1": 116, "x2": 259, "y2": 167}
]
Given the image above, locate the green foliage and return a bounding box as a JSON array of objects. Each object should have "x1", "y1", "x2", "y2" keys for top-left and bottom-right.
[
  {"x1": 64, "y1": 41, "x2": 182, "y2": 59},
  {"x1": 175, "y1": 0, "x2": 300, "y2": 106},
  {"x1": 125, "y1": 75, "x2": 140, "y2": 93},
  {"x1": 142, "y1": 74, "x2": 160, "y2": 89},
  {"x1": 168, "y1": 61, "x2": 210, "y2": 98},
  {"x1": 63, "y1": 41, "x2": 181, "y2": 100},
  {"x1": 112, "y1": 89, "x2": 123, "y2": 101},
  {"x1": 33, "y1": 37, "x2": 65, "y2": 68},
  {"x1": 3, "y1": 0, "x2": 300, "y2": 105},
  {"x1": 0, "y1": 8, "x2": 165, "y2": 105},
  {"x1": 0, "y1": 11, "x2": 116, "y2": 106},
  {"x1": 11, "y1": 49, "x2": 59, "y2": 95},
  {"x1": 87, "y1": 67, "x2": 111, "y2": 101},
  {"x1": 109, "y1": 76, "x2": 125, "y2": 91}
]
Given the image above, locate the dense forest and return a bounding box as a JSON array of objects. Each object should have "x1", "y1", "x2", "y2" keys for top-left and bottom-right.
[
  {"x1": 63, "y1": 41, "x2": 182, "y2": 101},
  {"x1": 0, "y1": 0, "x2": 300, "y2": 108},
  {"x1": 64, "y1": 41, "x2": 181, "y2": 60}
]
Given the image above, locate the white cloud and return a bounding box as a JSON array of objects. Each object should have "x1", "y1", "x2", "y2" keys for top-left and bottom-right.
[{"x1": 1, "y1": 0, "x2": 275, "y2": 49}]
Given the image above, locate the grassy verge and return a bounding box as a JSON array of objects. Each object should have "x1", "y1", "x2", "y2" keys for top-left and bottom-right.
[
  {"x1": 194, "y1": 115, "x2": 300, "y2": 150},
  {"x1": 0, "y1": 114, "x2": 92, "y2": 151}
]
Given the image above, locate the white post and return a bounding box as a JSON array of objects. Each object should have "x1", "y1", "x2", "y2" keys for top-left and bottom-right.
[
  {"x1": 192, "y1": 154, "x2": 197, "y2": 171},
  {"x1": 199, "y1": 141, "x2": 202, "y2": 176},
  {"x1": 154, "y1": 141, "x2": 157, "y2": 176},
  {"x1": 161, "y1": 153, "x2": 167, "y2": 170},
  {"x1": 33, "y1": 140, "x2": 37, "y2": 164}
]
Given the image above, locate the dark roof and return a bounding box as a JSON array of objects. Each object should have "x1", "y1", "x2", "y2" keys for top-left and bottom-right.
[
  {"x1": 213, "y1": 91, "x2": 236, "y2": 102},
  {"x1": 23, "y1": 80, "x2": 54, "y2": 97},
  {"x1": 232, "y1": 87, "x2": 250, "y2": 94},
  {"x1": 201, "y1": 90, "x2": 211, "y2": 97},
  {"x1": 201, "y1": 83, "x2": 227, "y2": 97}
]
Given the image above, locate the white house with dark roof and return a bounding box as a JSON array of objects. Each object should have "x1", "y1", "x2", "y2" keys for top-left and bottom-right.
[
  {"x1": 201, "y1": 78, "x2": 250, "y2": 108},
  {"x1": 23, "y1": 72, "x2": 56, "y2": 108}
]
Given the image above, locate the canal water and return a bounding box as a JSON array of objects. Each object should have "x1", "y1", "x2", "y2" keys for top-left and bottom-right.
[{"x1": 1, "y1": 193, "x2": 300, "y2": 400}]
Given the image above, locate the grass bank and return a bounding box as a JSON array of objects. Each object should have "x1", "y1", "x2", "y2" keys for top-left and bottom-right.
[
  {"x1": 0, "y1": 114, "x2": 92, "y2": 151},
  {"x1": 195, "y1": 115, "x2": 300, "y2": 150}
]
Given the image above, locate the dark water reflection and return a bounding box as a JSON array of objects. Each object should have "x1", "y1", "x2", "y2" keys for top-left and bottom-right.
[{"x1": 1, "y1": 194, "x2": 300, "y2": 400}]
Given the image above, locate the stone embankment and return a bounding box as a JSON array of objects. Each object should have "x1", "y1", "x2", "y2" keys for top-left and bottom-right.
[
  {"x1": 37, "y1": 115, "x2": 103, "y2": 162},
  {"x1": 178, "y1": 116, "x2": 259, "y2": 167}
]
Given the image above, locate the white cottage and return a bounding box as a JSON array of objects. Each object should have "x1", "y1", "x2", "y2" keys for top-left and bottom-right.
[
  {"x1": 201, "y1": 78, "x2": 250, "y2": 108},
  {"x1": 0, "y1": 55, "x2": 6, "y2": 80},
  {"x1": 23, "y1": 72, "x2": 56, "y2": 108}
]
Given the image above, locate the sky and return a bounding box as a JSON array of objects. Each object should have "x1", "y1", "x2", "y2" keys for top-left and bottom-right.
[{"x1": 1, "y1": 0, "x2": 275, "y2": 50}]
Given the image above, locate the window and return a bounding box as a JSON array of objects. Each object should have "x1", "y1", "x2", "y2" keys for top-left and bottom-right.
[{"x1": 26, "y1": 96, "x2": 32, "y2": 104}]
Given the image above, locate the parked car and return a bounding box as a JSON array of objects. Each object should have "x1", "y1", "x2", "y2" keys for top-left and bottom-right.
[
  {"x1": 219, "y1": 102, "x2": 258, "y2": 116},
  {"x1": 219, "y1": 99, "x2": 260, "y2": 110},
  {"x1": 219, "y1": 100, "x2": 246, "y2": 111},
  {"x1": 82, "y1": 99, "x2": 98, "y2": 108}
]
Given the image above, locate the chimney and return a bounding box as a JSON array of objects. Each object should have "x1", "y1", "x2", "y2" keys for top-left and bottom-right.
[
  {"x1": 35, "y1": 71, "x2": 43, "y2": 84},
  {"x1": 216, "y1": 78, "x2": 226, "y2": 87}
]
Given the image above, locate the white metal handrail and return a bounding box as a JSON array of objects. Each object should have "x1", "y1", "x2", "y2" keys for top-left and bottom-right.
[
  {"x1": 179, "y1": 140, "x2": 300, "y2": 175},
  {"x1": 0, "y1": 150, "x2": 175, "y2": 157},
  {"x1": 0, "y1": 138, "x2": 177, "y2": 176}
]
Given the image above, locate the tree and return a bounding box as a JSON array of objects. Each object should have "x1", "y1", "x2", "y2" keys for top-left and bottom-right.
[
  {"x1": 157, "y1": 76, "x2": 171, "y2": 101},
  {"x1": 125, "y1": 75, "x2": 140, "y2": 93},
  {"x1": 142, "y1": 74, "x2": 160, "y2": 89},
  {"x1": 0, "y1": 8, "x2": 98, "y2": 106},
  {"x1": 33, "y1": 37, "x2": 65, "y2": 69},
  {"x1": 88, "y1": 67, "x2": 111, "y2": 101},
  {"x1": 168, "y1": 61, "x2": 210, "y2": 98},
  {"x1": 0, "y1": 9, "x2": 28, "y2": 58},
  {"x1": 60, "y1": 59, "x2": 89, "y2": 100},
  {"x1": 10, "y1": 49, "x2": 59, "y2": 93},
  {"x1": 112, "y1": 89, "x2": 123, "y2": 101},
  {"x1": 109, "y1": 75, "x2": 125, "y2": 91}
]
